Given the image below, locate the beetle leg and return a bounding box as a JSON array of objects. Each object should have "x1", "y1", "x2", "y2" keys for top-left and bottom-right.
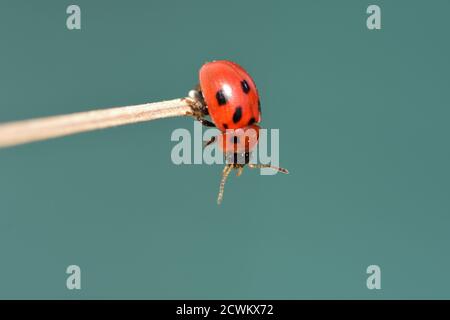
[
  {"x1": 199, "y1": 119, "x2": 216, "y2": 127},
  {"x1": 204, "y1": 136, "x2": 216, "y2": 147},
  {"x1": 248, "y1": 164, "x2": 289, "y2": 174}
]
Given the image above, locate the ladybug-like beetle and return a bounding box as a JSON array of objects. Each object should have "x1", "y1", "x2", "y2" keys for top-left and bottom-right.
[
  {"x1": 187, "y1": 60, "x2": 288, "y2": 204},
  {"x1": 200, "y1": 60, "x2": 261, "y2": 131},
  {"x1": 188, "y1": 60, "x2": 261, "y2": 131}
]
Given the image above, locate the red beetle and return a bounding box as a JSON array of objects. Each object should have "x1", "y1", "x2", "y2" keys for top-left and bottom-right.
[
  {"x1": 199, "y1": 60, "x2": 261, "y2": 131},
  {"x1": 188, "y1": 60, "x2": 261, "y2": 131},
  {"x1": 187, "y1": 60, "x2": 288, "y2": 204}
]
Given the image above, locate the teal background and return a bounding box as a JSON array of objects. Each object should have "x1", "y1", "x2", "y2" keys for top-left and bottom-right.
[{"x1": 0, "y1": 0, "x2": 449, "y2": 299}]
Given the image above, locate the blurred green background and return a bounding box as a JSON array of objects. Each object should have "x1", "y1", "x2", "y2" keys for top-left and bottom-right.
[{"x1": 0, "y1": 0, "x2": 449, "y2": 299}]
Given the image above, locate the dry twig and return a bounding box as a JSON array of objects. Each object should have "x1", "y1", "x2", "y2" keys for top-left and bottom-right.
[{"x1": 0, "y1": 98, "x2": 193, "y2": 148}]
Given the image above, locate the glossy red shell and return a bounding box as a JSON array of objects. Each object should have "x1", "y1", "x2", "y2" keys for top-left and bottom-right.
[
  {"x1": 217, "y1": 125, "x2": 260, "y2": 154},
  {"x1": 199, "y1": 60, "x2": 261, "y2": 132}
]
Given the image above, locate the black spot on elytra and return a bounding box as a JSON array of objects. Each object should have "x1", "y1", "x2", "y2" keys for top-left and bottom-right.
[
  {"x1": 232, "y1": 136, "x2": 239, "y2": 144},
  {"x1": 232, "y1": 106, "x2": 242, "y2": 124},
  {"x1": 248, "y1": 117, "x2": 256, "y2": 126},
  {"x1": 223, "y1": 123, "x2": 228, "y2": 129},
  {"x1": 241, "y1": 80, "x2": 250, "y2": 94},
  {"x1": 216, "y1": 90, "x2": 227, "y2": 106}
]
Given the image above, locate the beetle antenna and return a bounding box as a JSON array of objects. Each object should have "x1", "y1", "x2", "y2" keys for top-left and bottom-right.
[
  {"x1": 217, "y1": 164, "x2": 233, "y2": 205},
  {"x1": 248, "y1": 164, "x2": 289, "y2": 174}
]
